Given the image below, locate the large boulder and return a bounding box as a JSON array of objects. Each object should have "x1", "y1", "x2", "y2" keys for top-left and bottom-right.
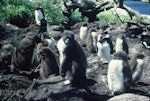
[{"x1": 107, "y1": 93, "x2": 150, "y2": 101}]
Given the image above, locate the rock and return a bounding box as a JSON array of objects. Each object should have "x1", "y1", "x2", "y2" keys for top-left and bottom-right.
[
  {"x1": 141, "y1": 0, "x2": 150, "y2": 2},
  {"x1": 25, "y1": 75, "x2": 84, "y2": 101},
  {"x1": 0, "y1": 74, "x2": 32, "y2": 89},
  {"x1": 126, "y1": 22, "x2": 143, "y2": 38},
  {"x1": 50, "y1": 25, "x2": 64, "y2": 32},
  {"x1": 51, "y1": 31, "x2": 63, "y2": 41},
  {"x1": 107, "y1": 93, "x2": 150, "y2": 101}
]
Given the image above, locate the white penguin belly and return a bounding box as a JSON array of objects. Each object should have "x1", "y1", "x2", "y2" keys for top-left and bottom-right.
[
  {"x1": 45, "y1": 38, "x2": 56, "y2": 53},
  {"x1": 116, "y1": 38, "x2": 123, "y2": 52},
  {"x1": 107, "y1": 60, "x2": 124, "y2": 93},
  {"x1": 97, "y1": 41, "x2": 111, "y2": 61},
  {"x1": 46, "y1": 24, "x2": 51, "y2": 34},
  {"x1": 91, "y1": 32, "x2": 98, "y2": 52},
  {"x1": 57, "y1": 38, "x2": 67, "y2": 64},
  {"x1": 35, "y1": 10, "x2": 44, "y2": 25},
  {"x1": 79, "y1": 26, "x2": 88, "y2": 40}
]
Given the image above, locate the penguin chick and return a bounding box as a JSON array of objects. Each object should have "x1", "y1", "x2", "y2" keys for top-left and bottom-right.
[
  {"x1": 86, "y1": 28, "x2": 98, "y2": 53},
  {"x1": 41, "y1": 32, "x2": 57, "y2": 54},
  {"x1": 107, "y1": 51, "x2": 132, "y2": 95},
  {"x1": 39, "y1": 47, "x2": 59, "y2": 79},
  {"x1": 130, "y1": 53, "x2": 145, "y2": 83}
]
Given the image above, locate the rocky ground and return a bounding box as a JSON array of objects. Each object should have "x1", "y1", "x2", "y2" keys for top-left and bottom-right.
[{"x1": 0, "y1": 21, "x2": 150, "y2": 101}]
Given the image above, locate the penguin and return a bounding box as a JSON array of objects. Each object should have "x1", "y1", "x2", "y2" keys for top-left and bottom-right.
[
  {"x1": 79, "y1": 23, "x2": 88, "y2": 41},
  {"x1": 0, "y1": 43, "x2": 14, "y2": 70},
  {"x1": 41, "y1": 32, "x2": 57, "y2": 54},
  {"x1": 57, "y1": 30, "x2": 91, "y2": 94},
  {"x1": 107, "y1": 51, "x2": 132, "y2": 95},
  {"x1": 36, "y1": 32, "x2": 57, "y2": 64},
  {"x1": 140, "y1": 31, "x2": 150, "y2": 49},
  {"x1": 130, "y1": 53, "x2": 145, "y2": 83},
  {"x1": 39, "y1": 47, "x2": 59, "y2": 79},
  {"x1": 97, "y1": 31, "x2": 113, "y2": 63},
  {"x1": 86, "y1": 28, "x2": 98, "y2": 53},
  {"x1": 11, "y1": 32, "x2": 41, "y2": 72},
  {"x1": 34, "y1": 7, "x2": 45, "y2": 25},
  {"x1": 115, "y1": 34, "x2": 129, "y2": 54},
  {"x1": 38, "y1": 19, "x2": 51, "y2": 35}
]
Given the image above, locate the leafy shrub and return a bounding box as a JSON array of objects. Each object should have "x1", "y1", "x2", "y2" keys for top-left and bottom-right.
[
  {"x1": 0, "y1": 0, "x2": 33, "y2": 27},
  {"x1": 31, "y1": 0, "x2": 65, "y2": 25},
  {"x1": 70, "y1": 8, "x2": 88, "y2": 24},
  {"x1": 0, "y1": 0, "x2": 65, "y2": 26},
  {"x1": 0, "y1": 0, "x2": 143, "y2": 26}
]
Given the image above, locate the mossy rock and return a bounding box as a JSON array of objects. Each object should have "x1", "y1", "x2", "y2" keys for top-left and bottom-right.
[{"x1": 97, "y1": 8, "x2": 131, "y2": 23}]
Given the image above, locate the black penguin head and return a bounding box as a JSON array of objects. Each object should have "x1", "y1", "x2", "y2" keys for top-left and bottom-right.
[
  {"x1": 82, "y1": 23, "x2": 88, "y2": 27},
  {"x1": 35, "y1": 7, "x2": 43, "y2": 10},
  {"x1": 41, "y1": 32, "x2": 51, "y2": 41},
  {"x1": 25, "y1": 32, "x2": 41, "y2": 43},
  {"x1": 97, "y1": 34, "x2": 104, "y2": 43},
  {"x1": 98, "y1": 32, "x2": 110, "y2": 43},
  {"x1": 62, "y1": 30, "x2": 75, "y2": 46},
  {"x1": 90, "y1": 28, "x2": 97, "y2": 33},
  {"x1": 112, "y1": 51, "x2": 128, "y2": 61},
  {"x1": 39, "y1": 47, "x2": 50, "y2": 59},
  {"x1": 35, "y1": 7, "x2": 44, "y2": 15}
]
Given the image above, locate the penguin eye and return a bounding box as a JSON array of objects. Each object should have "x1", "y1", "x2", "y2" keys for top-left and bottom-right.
[
  {"x1": 40, "y1": 51, "x2": 46, "y2": 56},
  {"x1": 63, "y1": 33, "x2": 74, "y2": 45},
  {"x1": 65, "y1": 38, "x2": 71, "y2": 44}
]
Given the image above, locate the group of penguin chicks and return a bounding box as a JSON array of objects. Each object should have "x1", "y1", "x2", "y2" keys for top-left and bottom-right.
[
  {"x1": 79, "y1": 23, "x2": 145, "y2": 95},
  {"x1": 10, "y1": 7, "x2": 145, "y2": 96},
  {"x1": 10, "y1": 30, "x2": 91, "y2": 94}
]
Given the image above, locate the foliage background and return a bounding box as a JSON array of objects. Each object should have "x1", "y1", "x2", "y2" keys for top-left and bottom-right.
[
  {"x1": 0, "y1": 0, "x2": 65, "y2": 25},
  {"x1": 0, "y1": 0, "x2": 147, "y2": 26}
]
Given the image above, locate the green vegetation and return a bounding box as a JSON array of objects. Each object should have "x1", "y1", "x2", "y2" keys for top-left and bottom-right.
[
  {"x1": 71, "y1": 8, "x2": 88, "y2": 23},
  {"x1": 0, "y1": 0, "x2": 88, "y2": 26},
  {"x1": 32, "y1": 0, "x2": 65, "y2": 25},
  {"x1": 96, "y1": 7, "x2": 149, "y2": 24},
  {"x1": 97, "y1": 8, "x2": 138, "y2": 24},
  {"x1": 0, "y1": 0, "x2": 32, "y2": 22},
  {"x1": 0, "y1": 0, "x2": 65, "y2": 26},
  {"x1": 0, "y1": 0, "x2": 148, "y2": 27}
]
